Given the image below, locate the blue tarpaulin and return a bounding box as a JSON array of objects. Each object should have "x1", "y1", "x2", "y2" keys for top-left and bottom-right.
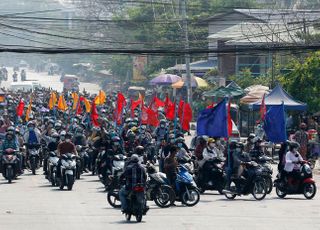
[
  {"x1": 263, "y1": 104, "x2": 287, "y2": 143},
  {"x1": 250, "y1": 84, "x2": 307, "y2": 111},
  {"x1": 197, "y1": 99, "x2": 228, "y2": 138}
]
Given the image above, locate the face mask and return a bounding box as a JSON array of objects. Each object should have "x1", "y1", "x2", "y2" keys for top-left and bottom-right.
[
  {"x1": 236, "y1": 148, "x2": 241, "y2": 152},
  {"x1": 66, "y1": 139, "x2": 71, "y2": 143},
  {"x1": 160, "y1": 124, "x2": 165, "y2": 128},
  {"x1": 29, "y1": 127, "x2": 34, "y2": 131},
  {"x1": 49, "y1": 124, "x2": 53, "y2": 128},
  {"x1": 216, "y1": 140, "x2": 220, "y2": 145},
  {"x1": 209, "y1": 143, "x2": 215, "y2": 148},
  {"x1": 60, "y1": 136, "x2": 65, "y2": 141},
  {"x1": 170, "y1": 139, "x2": 175, "y2": 144},
  {"x1": 177, "y1": 143, "x2": 183, "y2": 147}
]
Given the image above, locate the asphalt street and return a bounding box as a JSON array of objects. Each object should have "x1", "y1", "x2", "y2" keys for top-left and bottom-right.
[{"x1": 0, "y1": 166, "x2": 320, "y2": 230}]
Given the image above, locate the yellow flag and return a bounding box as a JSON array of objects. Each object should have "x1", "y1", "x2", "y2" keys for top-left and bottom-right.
[
  {"x1": 94, "y1": 90, "x2": 106, "y2": 105},
  {"x1": 25, "y1": 98, "x2": 32, "y2": 122},
  {"x1": 71, "y1": 92, "x2": 79, "y2": 110},
  {"x1": 83, "y1": 97, "x2": 91, "y2": 113},
  {"x1": 57, "y1": 95, "x2": 68, "y2": 111},
  {"x1": 48, "y1": 91, "x2": 57, "y2": 110}
]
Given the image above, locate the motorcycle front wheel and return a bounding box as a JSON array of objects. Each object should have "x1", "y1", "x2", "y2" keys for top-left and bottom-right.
[
  {"x1": 107, "y1": 191, "x2": 121, "y2": 208},
  {"x1": 252, "y1": 179, "x2": 267, "y2": 201},
  {"x1": 181, "y1": 189, "x2": 200, "y2": 207},
  {"x1": 154, "y1": 185, "x2": 175, "y2": 208},
  {"x1": 136, "y1": 214, "x2": 142, "y2": 222}
]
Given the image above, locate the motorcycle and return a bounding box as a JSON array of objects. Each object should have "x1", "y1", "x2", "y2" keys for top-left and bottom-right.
[
  {"x1": 255, "y1": 156, "x2": 273, "y2": 194},
  {"x1": 26, "y1": 144, "x2": 40, "y2": 175},
  {"x1": 174, "y1": 164, "x2": 200, "y2": 207},
  {"x1": 223, "y1": 161, "x2": 268, "y2": 201},
  {"x1": 101, "y1": 154, "x2": 126, "y2": 190},
  {"x1": 59, "y1": 153, "x2": 77, "y2": 190},
  {"x1": 47, "y1": 151, "x2": 59, "y2": 186},
  {"x1": 123, "y1": 184, "x2": 148, "y2": 223},
  {"x1": 274, "y1": 161, "x2": 316, "y2": 199},
  {"x1": 145, "y1": 164, "x2": 175, "y2": 208},
  {"x1": 195, "y1": 158, "x2": 226, "y2": 194},
  {"x1": 1, "y1": 149, "x2": 19, "y2": 183}
]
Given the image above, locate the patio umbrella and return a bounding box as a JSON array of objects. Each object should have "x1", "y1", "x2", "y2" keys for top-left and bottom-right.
[
  {"x1": 172, "y1": 76, "x2": 208, "y2": 88},
  {"x1": 149, "y1": 74, "x2": 181, "y2": 85}
]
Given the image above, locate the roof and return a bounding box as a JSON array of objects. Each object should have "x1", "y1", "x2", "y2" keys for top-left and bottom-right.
[
  {"x1": 205, "y1": 8, "x2": 320, "y2": 24},
  {"x1": 208, "y1": 22, "x2": 319, "y2": 45},
  {"x1": 250, "y1": 84, "x2": 307, "y2": 111},
  {"x1": 167, "y1": 59, "x2": 217, "y2": 71}
]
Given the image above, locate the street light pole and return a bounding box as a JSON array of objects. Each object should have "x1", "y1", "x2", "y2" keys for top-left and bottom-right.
[{"x1": 181, "y1": 0, "x2": 192, "y2": 105}]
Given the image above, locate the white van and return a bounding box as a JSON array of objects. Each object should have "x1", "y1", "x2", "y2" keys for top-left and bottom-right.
[{"x1": 10, "y1": 82, "x2": 41, "y2": 92}]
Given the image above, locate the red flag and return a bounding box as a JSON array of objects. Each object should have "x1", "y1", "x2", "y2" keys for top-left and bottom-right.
[
  {"x1": 180, "y1": 102, "x2": 192, "y2": 131},
  {"x1": 227, "y1": 99, "x2": 232, "y2": 136},
  {"x1": 141, "y1": 105, "x2": 159, "y2": 127},
  {"x1": 178, "y1": 100, "x2": 185, "y2": 118},
  {"x1": 149, "y1": 96, "x2": 165, "y2": 112},
  {"x1": 260, "y1": 93, "x2": 267, "y2": 121},
  {"x1": 16, "y1": 99, "x2": 25, "y2": 117},
  {"x1": 154, "y1": 97, "x2": 165, "y2": 107},
  {"x1": 164, "y1": 95, "x2": 175, "y2": 120},
  {"x1": 115, "y1": 92, "x2": 126, "y2": 125},
  {"x1": 131, "y1": 98, "x2": 142, "y2": 117},
  {"x1": 91, "y1": 101, "x2": 99, "y2": 127}
]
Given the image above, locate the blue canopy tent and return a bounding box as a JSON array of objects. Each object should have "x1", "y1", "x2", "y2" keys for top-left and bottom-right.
[{"x1": 250, "y1": 84, "x2": 307, "y2": 111}]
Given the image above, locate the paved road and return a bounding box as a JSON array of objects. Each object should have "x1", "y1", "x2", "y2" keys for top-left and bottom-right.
[
  {"x1": 1, "y1": 68, "x2": 101, "y2": 94},
  {"x1": 0, "y1": 168, "x2": 320, "y2": 230}
]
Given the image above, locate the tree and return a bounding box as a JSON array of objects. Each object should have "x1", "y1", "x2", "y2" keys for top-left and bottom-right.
[
  {"x1": 278, "y1": 52, "x2": 320, "y2": 113},
  {"x1": 229, "y1": 68, "x2": 271, "y2": 89}
]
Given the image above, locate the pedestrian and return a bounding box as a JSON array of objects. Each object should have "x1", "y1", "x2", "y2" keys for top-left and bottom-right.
[
  {"x1": 164, "y1": 145, "x2": 178, "y2": 188},
  {"x1": 294, "y1": 123, "x2": 309, "y2": 160}
]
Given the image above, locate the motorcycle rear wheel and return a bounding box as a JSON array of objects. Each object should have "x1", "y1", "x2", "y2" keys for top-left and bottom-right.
[
  {"x1": 303, "y1": 183, "x2": 317, "y2": 199},
  {"x1": 125, "y1": 213, "x2": 131, "y2": 221},
  {"x1": 67, "y1": 174, "x2": 74, "y2": 190},
  {"x1": 136, "y1": 214, "x2": 142, "y2": 222}
]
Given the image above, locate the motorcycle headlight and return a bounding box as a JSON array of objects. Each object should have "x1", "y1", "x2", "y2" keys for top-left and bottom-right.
[{"x1": 304, "y1": 165, "x2": 312, "y2": 175}]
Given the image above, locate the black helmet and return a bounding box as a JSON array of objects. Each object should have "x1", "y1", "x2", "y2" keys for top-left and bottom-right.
[
  {"x1": 289, "y1": 141, "x2": 300, "y2": 149},
  {"x1": 135, "y1": 145, "x2": 144, "y2": 156}
]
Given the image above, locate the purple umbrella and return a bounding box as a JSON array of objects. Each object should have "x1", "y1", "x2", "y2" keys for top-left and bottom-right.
[{"x1": 149, "y1": 74, "x2": 181, "y2": 85}]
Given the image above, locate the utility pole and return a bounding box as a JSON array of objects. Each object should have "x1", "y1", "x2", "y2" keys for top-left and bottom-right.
[{"x1": 181, "y1": 0, "x2": 192, "y2": 105}]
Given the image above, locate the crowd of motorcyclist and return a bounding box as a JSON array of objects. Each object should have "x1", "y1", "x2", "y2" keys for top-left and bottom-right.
[{"x1": 0, "y1": 84, "x2": 318, "y2": 220}]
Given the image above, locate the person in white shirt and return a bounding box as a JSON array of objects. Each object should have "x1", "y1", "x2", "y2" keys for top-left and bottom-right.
[{"x1": 284, "y1": 142, "x2": 304, "y2": 181}]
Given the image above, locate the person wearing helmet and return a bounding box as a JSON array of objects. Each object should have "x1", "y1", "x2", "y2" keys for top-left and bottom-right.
[
  {"x1": 158, "y1": 133, "x2": 175, "y2": 173},
  {"x1": 137, "y1": 125, "x2": 152, "y2": 147},
  {"x1": 73, "y1": 127, "x2": 87, "y2": 146},
  {"x1": 134, "y1": 145, "x2": 146, "y2": 164},
  {"x1": 41, "y1": 119, "x2": 55, "y2": 136},
  {"x1": 57, "y1": 133, "x2": 77, "y2": 157},
  {"x1": 284, "y1": 142, "x2": 303, "y2": 182},
  {"x1": 42, "y1": 132, "x2": 60, "y2": 176},
  {"x1": 0, "y1": 130, "x2": 21, "y2": 174},
  {"x1": 294, "y1": 122, "x2": 309, "y2": 159},
  {"x1": 119, "y1": 154, "x2": 147, "y2": 212},
  {"x1": 125, "y1": 131, "x2": 138, "y2": 157},
  {"x1": 245, "y1": 133, "x2": 256, "y2": 153},
  {"x1": 24, "y1": 121, "x2": 41, "y2": 164},
  {"x1": 153, "y1": 119, "x2": 168, "y2": 144}
]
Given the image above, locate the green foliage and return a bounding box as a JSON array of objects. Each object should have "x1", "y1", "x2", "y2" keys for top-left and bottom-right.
[
  {"x1": 229, "y1": 68, "x2": 271, "y2": 89},
  {"x1": 278, "y1": 52, "x2": 320, "y2": 113},
  {"x1": 109, "y1": 55, "x2": 133, "y2": 81}
]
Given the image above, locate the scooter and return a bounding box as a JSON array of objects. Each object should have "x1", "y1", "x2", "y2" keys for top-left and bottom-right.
[
  {"x1": 1, "y1": 149, "x2": 20, "y2": 183},
  {"x1": 26, "y1": 144, "x2": 41, "y2": 175},
  {"x1": 47, "y1": 151, "x2": 59, "y2": 186},
  {"x1": 174, "y1": 164, "x2": 200, "y2": 207},
  {"x1": 123, "y1": 184, "x2": 148, "y2": 223},
  {"x1": 223, "y1": 161, "x2": 268, "y2": 201},
  {"x1": 59, "y1": 153, "x2": 77, "y2": 190},
  {"x1": 274, "y1": 161, "x2": 316, "y2": 199}
]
